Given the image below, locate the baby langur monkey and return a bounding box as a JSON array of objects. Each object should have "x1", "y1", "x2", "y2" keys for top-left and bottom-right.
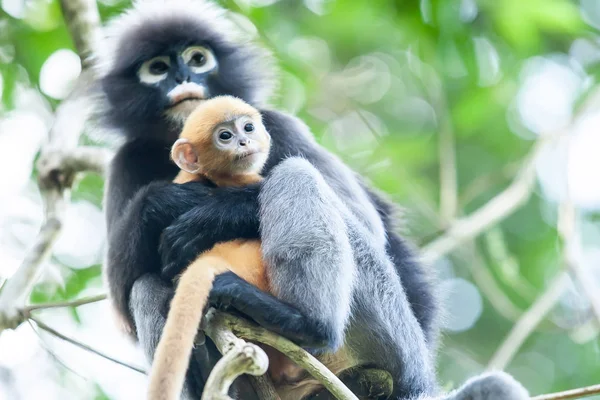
[{"x1": 147, "y1": 96, "x2": 295, "y2": 400}]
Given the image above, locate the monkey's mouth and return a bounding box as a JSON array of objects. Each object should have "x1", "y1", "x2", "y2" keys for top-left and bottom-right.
[
  {"x1": 236, "y1": 150, "x2": 260, "y2": 160},
  {"x1": 170, "y1": 94, "x2": 204, "y2": 107},
  {"x1": 167, "y1": 83, "x2": 207, "y2": 107},
  {"x1": 171, "y1": 94, "x2": 204, "y2": 106}
]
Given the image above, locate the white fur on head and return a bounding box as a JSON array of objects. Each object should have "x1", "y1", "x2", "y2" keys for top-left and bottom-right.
[{"x1": 95, "y1": 0, "x2": 250, "y2": 78}]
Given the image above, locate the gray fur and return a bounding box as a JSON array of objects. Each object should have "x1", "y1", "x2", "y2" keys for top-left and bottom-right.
[
  {"x1": 260, "y1": 157, "x2": 436, "y2": 396},
  {"x1": 260, "y1": 157, "x2": 355, "y2": 349},
  {"x1": 428, "y1": 371, "x2": 529, "y2": 400},
  {"x1": 259, "y1": 157, "x2": 527, "y2": 400}
]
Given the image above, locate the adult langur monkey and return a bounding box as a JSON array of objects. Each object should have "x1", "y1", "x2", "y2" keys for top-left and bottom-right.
[{"x1": 97, "y1": 0, "x2": 530, "y2": 399}]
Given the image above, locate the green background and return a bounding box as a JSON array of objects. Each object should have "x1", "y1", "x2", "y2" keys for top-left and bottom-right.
[{"x1": 0, "y1": 0, "x2": 599, "y2": 398}]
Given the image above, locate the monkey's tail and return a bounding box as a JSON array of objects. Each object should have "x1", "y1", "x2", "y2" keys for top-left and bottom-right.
[{"x1": 147, "y1": 255, "x2": 229, "y2": 400}]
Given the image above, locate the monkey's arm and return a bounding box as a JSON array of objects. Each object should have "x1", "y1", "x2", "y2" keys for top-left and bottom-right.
[
  {"x1": 105, "y1": 140, "x2": 180, "y2": 329},
  {"x1": 157, "y1": 182, "x2": 339, "y2": 349},
  {"x1": 105, "y1": 143, "x2": 261, "y2": 398},
  {"x1": 159, "y1": 184, "x2": 261, "y2": 278}
]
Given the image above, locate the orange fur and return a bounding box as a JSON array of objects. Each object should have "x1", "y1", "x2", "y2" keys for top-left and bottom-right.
[{"x1": 148, "y1": 96, "x2": 302, "y2": 400}]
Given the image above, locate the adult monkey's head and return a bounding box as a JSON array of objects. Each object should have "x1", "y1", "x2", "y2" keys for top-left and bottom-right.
[{"x1": 96, "y1": 0, "x2": 277, "y2": 141}]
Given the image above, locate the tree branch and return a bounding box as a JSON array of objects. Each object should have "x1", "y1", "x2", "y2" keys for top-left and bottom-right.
[
  {"x1": 438, "y1": 104, "x2": 458, "y2": 226},
  {"x1": 531, "y1": 383, "x2": 600, "y2": 400},
  {"x1": 202, "y1": 311, "x2": 272, "y2": 400},
  {"x1": 23, "y1": 294, "x2": 107, "y2": 313},
  {"x1": 422, "y1": 140, "x2": 541, "y2": 264},
  {"x1": 204, "y1": 310, "x2": 359, "y2": 400},
  {"x1": 487, "y1": 271, "x2": 569, "y2": 370},
  {"x1": 29, "y1": 316, "x2": 146, "y2": 374},
  {"x1": 58, "y1": 0, "x2": 101, "y2": 69},
  {"x1": 487, "y1": 140, "x2": 583, "y2": 371},
  {"x1": 0, "y1": 0, "x2": 103, "y2": 332}
]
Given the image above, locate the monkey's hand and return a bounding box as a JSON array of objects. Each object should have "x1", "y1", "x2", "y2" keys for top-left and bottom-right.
[
  {"x1": 207, "y1": 272, "x2": 333, "y2": 350},
  {"x1": 160, "y1": 183, "x2": 261, "y2": 279}
]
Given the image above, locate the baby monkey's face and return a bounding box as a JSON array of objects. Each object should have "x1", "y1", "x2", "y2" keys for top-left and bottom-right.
[
  {"x1": 212, "y1": 115, "x2": 270, "y2": 174},
  {"x1": 171, "y1": 112, "x2": 271, "y2": 178}
]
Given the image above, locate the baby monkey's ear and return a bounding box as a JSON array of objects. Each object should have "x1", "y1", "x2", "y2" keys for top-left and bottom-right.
[{"x1": 171, "y1": 138, "x2": 202, "y2": 174}]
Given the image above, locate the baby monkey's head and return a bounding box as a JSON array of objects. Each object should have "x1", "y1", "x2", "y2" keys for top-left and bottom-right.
[{"x1": 171, "y1": 96, "x2": 271, "y2": 178}]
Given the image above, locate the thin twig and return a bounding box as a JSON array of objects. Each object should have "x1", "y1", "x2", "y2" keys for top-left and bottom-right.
[
  {"x1": 464, "y1": 243, "x2": 523, "y2": 321},
  {"x1": 531, "y1": 383, "x2": 600, "y2": 400},
  {"x1": 438, "y1": 108, "x2": 458, "y2": 226},
  {"x1": 487, "y1": 271, "x2": 570, "y2": 370},
  {"x1": 29, "y1": 316, "x2": 146, "y2": 374},
  {"x1": 205, "y1": 310, "x2": 358, "y2": 400},
  {"x1": 458, "y1": 162, "x2": 520, "y2": 208},
  {"x1": 487, "y1": 160, "x2": 579, "y2": 370},
  {"x1": 422, "y1": 139, "x2": 543, "y2": 264},
  {"x1": 23, "y1": 294, "x2": 106, "y2": 313},
  {"x1": 27, "y1": 319, "x2": 90, "y2": 382}
]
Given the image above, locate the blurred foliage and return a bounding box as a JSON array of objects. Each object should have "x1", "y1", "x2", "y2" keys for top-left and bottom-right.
[{"x1": 1, "y1": 0, "x2": 600, "y2": 398}]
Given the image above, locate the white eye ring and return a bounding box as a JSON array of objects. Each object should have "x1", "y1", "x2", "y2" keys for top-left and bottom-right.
[
  {"x1": 138, "y1": 56, "x2": 170, "y2": 85},
  {"x1": 181, "y1": 46, "x2": 217, "y2": 74}
]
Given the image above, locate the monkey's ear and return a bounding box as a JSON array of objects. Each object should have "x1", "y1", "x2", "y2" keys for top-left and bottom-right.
[{"x1": 171, "y1": 138, "x2": 202, "y2": 174}]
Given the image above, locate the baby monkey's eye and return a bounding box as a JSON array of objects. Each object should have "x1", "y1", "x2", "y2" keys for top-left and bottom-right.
[
  {"x1": 219, "y1": 131, "x2": 233, "y2": 141},
  {"x1": 244, "y1": 123, "x2": 254, "y2": 132}
]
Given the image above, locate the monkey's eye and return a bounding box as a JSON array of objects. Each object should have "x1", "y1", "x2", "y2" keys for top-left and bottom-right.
[
  {"x1": 182, "y1": 46, "x2": 217, "y2": 74},
  {"x1": 189, "y1": 52, "x2": 206, "y2": 67},
  {"x1": 219, "y1": 131, "x2": 233, "y2": 141},
  {"x1": 138, "y1": 56, "x2": 170, "y2": 85},
  {"x1": 244, "y1": 123, "x2": 254, "y2": 132},
  {"x1": 149, "y1": 60, "x2": 169, "y2": 74}
]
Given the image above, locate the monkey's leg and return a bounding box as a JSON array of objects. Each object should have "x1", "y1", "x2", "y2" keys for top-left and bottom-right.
[{"x1": 258, "y1": 157, "x2": 355, "y2": 352}]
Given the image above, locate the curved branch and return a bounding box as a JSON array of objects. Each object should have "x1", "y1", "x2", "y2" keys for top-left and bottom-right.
[
  {"x1": 204, "y1": 310, "x2": 358, "y2": 400},
  {"x1": 202, "y1": 316, "x2": 270, "y2": 400}
]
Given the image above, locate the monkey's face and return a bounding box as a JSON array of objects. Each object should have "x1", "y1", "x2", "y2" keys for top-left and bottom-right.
[
  {"x1": 100, "y1": 14, "x2": 274, "y2": 139},
  {"x1": 172, "y1": 115, "x2": 270, "y2": 177},
  {"x1": 211, "y1": 116, "x2": 271, "y2": 174},
  {"x1": 136, "y1": 45, "x2": 216, "y2": 124}
]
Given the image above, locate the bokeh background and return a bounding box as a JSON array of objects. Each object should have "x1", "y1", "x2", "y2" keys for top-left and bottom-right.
[{"x1": 1, "y1": 0, "x2": 600, "y2": 399}]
